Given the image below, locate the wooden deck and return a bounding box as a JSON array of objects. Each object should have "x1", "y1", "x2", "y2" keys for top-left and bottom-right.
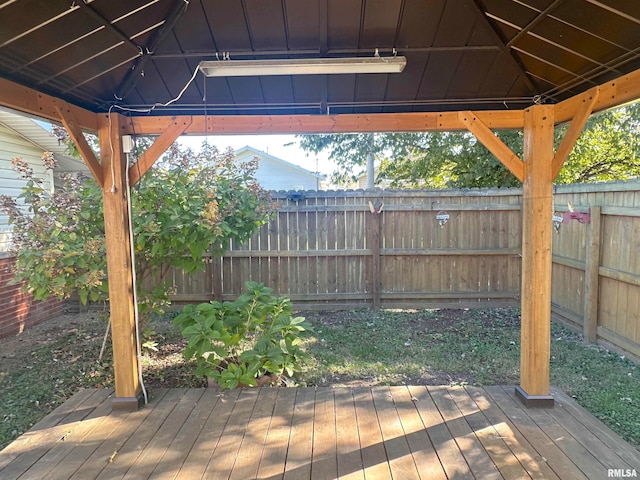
[{"x1": 1, "y1": 386, "x2": 638, "y2": 479}]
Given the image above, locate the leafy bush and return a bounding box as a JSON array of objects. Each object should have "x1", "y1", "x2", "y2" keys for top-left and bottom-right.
[
  {"x1": 0, "y1": 144, "x2": 274, "y2": 317},
  {"x1": 173, "y1": 282, "x2": 312, "y2": 389}
]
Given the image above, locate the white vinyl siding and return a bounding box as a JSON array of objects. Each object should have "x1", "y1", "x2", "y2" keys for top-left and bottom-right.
[
  {"x1": 0, "y1": 123, "x2": 53, "y2": 254},
  {"x1": 234, "y1": 147, "x2": 322, "y2": 191}
]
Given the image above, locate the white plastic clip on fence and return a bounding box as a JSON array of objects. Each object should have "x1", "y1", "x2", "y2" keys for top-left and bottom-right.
[
  {"x1": 436, "y1": 211, "x2": 449, "y2": 227},
  {"x1": 552, "y1": 212, "x2": 564, "y2": 233}
]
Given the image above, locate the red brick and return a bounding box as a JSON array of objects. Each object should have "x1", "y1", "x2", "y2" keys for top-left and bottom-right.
[{"x1": 0, "y1": 256, "x2": 65, "y2": 339}]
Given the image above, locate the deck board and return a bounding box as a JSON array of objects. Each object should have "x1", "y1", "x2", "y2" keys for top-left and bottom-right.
[
  {"x1": 229, "y1": 388, "x2": 278, "y2": 480},
  {"x1": 103, "y1": 388, "x2": 184, "y2": 479},
  {"x1": 371, "y1": 386, "x2": 420, "y2": 479},
  {"x1": 550, "y1": 387, "x2": 640, "y2": 470},
  {"x1": 310, "y1": 387, "x2": 338, "y2": 480},
  {"x1": 390, "y1": 386, "x2": 447, "y2": 480},
  {"x1": 429, "y1": 385, "x2": 502, "y2": 479},
  {"x1": 173, "y1": 388, "x2": 241, "y2": 480},
  {"x1": 483, "y1": 385, "x2": 590, "y2": 480},
  {"x1": 1, "y1": 385, "x2": 638, "y2": 480},
  {"x1": 447, "y1": 386, "x2": 530, "y2": 479},
  {"x1": 466, "y1": 386, "x2": 560, "y2": 480},
  {"x1": 3, "y1": 389, "x2": 113, "y2": 479},
  {"x1": 284, "y1": 387, "x2": 315, "y2": 480},
  {"x1": 256, "y1": 387, "x2": 297, "y2": 479},
  {"x1": 407, "y1": 385, "x2": 474, "y2": 479},
  {"x1": 333, "y1": 388, "x2": 364, "y2": 480},
  {"x1": 204, "y1": 388, "x2": 260, "y2": 478},
  {"x1": 499, "y1": 386, "x2": 608, "y2": 479},
  {"x1": 352, "y1": 387, "x2": 392, "y2": 479}
]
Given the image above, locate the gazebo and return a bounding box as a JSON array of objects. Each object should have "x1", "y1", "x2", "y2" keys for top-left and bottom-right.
[{"x1": 1, "y1": 0, "x2": 639, "y2": 414}]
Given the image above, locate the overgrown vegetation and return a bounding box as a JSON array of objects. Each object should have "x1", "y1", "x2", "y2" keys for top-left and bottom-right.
[
  {"x1": 0, "y1": 308, "x2": 638, "y2": 451},
  {"x1": 0, "y1": 144, "x2": 273, "y2": 318}
]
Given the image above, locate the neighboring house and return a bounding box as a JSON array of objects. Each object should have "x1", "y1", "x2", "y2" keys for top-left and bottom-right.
[
  {"x1": 0, "y1": 107, "x2": 88, "y2": 253},
  {"x1": 0, "y1": 107, "x2": 88, "y2": 338},
  {"x1": 234, "y1": 146, "x2": 325, "y2": 191},
  {"x1": 348, "y1": 167, "x2": 392, "y2": 190}
]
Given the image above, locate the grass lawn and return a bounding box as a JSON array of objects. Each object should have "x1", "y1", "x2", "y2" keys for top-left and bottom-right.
[{"x1": 0, "y1": 308, "x2": 638, "y2": 451}]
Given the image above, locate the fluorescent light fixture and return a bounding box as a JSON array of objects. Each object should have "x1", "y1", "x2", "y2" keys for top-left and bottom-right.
[{"x1": 199, "y1": 56, "x2": 407, "y2": 77}]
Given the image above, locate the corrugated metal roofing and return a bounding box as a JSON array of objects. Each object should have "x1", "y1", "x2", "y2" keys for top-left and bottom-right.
[{"x1": 0, "y1": 0, "x2": 638, "y2": 116}]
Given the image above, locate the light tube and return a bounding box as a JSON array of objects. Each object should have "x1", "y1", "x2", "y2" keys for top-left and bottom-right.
[{"x1": 199, "y1": 56, "x2": 407, "y2": 77}]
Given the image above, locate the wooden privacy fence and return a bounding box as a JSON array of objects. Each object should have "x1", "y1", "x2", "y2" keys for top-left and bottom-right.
[
  {"x1": 166, "y1": 188, "x2": 524, "y2": 309},
  {"x1": 158, "y1": 182, "x2": 640, "y2": 360},
  {"x1": 550, "y1": 182, "x2": 640, "y2": 360}
]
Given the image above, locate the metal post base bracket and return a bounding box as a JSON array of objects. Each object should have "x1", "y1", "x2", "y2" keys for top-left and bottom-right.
[
  {"x1": 515, "y1": 386, "x2": 555, "y2": 408},
  {"x1": 111, "y1": 393, "x2": 145, "y2": 412}
]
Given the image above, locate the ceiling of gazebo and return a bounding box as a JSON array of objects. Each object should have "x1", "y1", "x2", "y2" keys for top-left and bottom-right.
[{"x1": 0, "y1": 0, "x2": 639, "y2": 117}]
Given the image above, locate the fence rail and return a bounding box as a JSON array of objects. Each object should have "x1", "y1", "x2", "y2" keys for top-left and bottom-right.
[{"x1": 156, "y1": 183, "x2": 640, "y2": 360}]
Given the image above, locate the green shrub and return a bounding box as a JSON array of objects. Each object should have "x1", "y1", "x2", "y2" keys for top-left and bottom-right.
[{"x1": 173, "y1": 282, "x2": 312, "y2": 389}]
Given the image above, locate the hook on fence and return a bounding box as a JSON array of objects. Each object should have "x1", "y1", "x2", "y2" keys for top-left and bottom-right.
[{"x1": 368, "y1": 201, "x2": 384, "y2": 214}]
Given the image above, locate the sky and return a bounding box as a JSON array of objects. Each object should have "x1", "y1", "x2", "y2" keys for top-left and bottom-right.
[{"x1": 178, "y1": 134, "x2": 336, "y2": 176}]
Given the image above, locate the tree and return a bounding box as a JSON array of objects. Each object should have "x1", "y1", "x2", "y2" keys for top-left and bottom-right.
[
  {"x1": 298, "y1": 130, "x2": 524, "y2": 188},
  {"x1": 0, "y1": 143, "x2": 274, "y2": 317},
  {"x1": 377, "y1": 131, "x2": 525, "y2": 189},
  {"x1": 555, "y1": 102, "x2": 640, "y2": 184},
  {"x1": 298, "y1": 102, "x2": 640, "y2": 188},
  {"x1": 297, "y1": 133, "x2": 381, "y2": 186}
]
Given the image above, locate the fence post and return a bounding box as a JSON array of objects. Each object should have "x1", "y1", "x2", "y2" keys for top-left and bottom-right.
[
  {"x1": 583, "y1": 206, "x2": 601, "y2": 343},
  {"x1": 212, "y1": 256, "x2": 223, "y2": 302},
  {"x1": 369, "y1": 207, "x2": 382, "y2": 309}
]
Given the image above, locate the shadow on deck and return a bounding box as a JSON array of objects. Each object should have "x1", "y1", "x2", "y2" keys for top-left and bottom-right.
[{"x1": 0, "y1": 385, "x2": 638, "y2": 479}]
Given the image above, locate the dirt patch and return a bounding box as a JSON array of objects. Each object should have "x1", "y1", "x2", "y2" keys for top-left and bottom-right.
[{"x1": 0, "y1": 312, "x2": 106, "y2": 373}]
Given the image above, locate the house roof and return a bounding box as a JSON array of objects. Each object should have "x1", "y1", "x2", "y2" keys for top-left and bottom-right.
[
  {"x1": 235, "y1": 145, "x2": 325, "y2": 179},
  {"x1": 0, "y1": 0, "x2": 639, "y2": 118},
  {"x1": 0, "y1": 107, "x2": 88, "y2": 173}
]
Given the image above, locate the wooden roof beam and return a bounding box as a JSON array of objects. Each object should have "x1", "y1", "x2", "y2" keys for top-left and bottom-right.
[
  {"x1": 0, "y1": 77, "x2": 98, "y2": 131},
  {"x1": 555, "y1": 67, "x2": 640, "y2": 123},
  {"x1": 0, "y1": 65, "x2": 639, "y2": 141},
  {"x1": 123, "y1": 110, "x2": 526, "y2": 135}
]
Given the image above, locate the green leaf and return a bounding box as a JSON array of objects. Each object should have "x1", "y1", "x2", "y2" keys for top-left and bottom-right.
[{"x1": 78, "y1": 289, "x2": 89, "y2": 305}]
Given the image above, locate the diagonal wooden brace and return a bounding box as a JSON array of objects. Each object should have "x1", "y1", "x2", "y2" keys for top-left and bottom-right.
[
  {"x1": 55, "y1": 103, "x2": 104, "y2": 188},
  {"x1": 458, "y1": 111, "x2": 524, "y2": 182}
]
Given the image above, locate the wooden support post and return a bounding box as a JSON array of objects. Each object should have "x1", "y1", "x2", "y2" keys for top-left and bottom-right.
[
  {"x1": 583, "y1": 206, "x2": 602, "y2": 343},
  {"x1": 516, "y1": 105, "x2": 555, "y2": 408},
  {"x1": 98, "y1": 113, "x2": 143, "y2": 410}
]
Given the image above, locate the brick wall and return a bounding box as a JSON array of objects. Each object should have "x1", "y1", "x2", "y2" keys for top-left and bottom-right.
[{"x1": 0, "y1": 256, "x2": 65, "y2": 339}]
